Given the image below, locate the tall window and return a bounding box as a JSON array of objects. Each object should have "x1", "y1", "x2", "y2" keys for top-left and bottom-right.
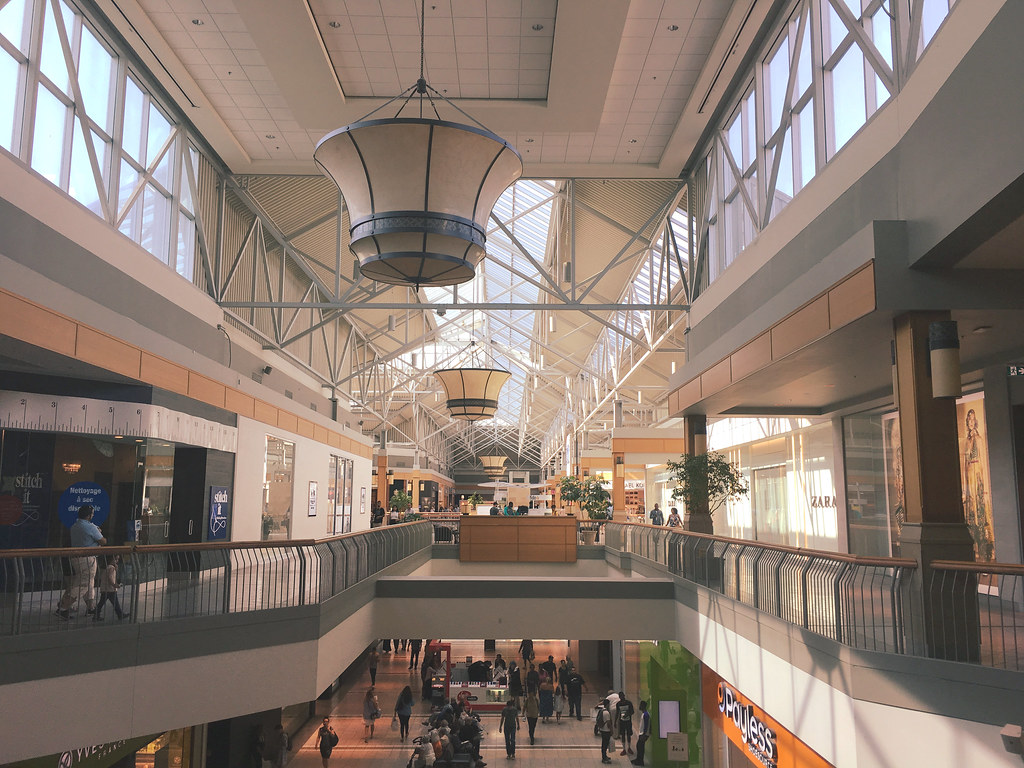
[
  {"x1": 263, "y1": 436, "x2": 294, "y2": 541},
  {"x1": 0, "y1": 0, "x2": 202, "y2": 280}
]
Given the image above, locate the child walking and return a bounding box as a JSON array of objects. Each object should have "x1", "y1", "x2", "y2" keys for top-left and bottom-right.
[{"x1": 94, "y1": 554, "x2": 128, "y2": 621}]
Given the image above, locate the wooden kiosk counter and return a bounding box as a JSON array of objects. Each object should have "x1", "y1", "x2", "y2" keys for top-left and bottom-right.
[{"x1": 458, "y1": 516, "x2": 578, "y2": 562}]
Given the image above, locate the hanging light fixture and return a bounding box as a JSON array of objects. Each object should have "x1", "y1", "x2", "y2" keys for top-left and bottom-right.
[
  {"x1": 314, "y1": 0, "x2": 522, "y2": 288},
  {"x1": 434, "y1": 367, "x2": 511, "y2": 421},
  {"x1": 479, "y1": 455, "x2": 508, "y2": 477},
  {"x1": 434, "y1": 338, "x2": 510, "y2": 422}
]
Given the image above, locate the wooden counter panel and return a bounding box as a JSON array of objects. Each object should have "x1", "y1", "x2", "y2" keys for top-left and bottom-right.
[{"x1": 459, "y1": 517, "x2": 578, "y2": 563}]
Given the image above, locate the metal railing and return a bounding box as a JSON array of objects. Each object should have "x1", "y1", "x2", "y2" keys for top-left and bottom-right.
[
  {"x1": 604, "y1": 522, "x2": 921, "y2": 656},
  {"x1": 0, "y1": 521, "x2": 432, "y2": 636},
  {"x1": 928, "y1": 560, "x2": 1024, "y2": 670}
]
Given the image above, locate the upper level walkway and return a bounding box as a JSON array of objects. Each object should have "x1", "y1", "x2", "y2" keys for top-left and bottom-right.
[{"x1": 2, "y1": 520, "x2": 1022, "y2": 767}]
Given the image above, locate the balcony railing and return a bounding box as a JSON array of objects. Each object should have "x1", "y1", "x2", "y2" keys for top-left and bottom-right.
[{"x1": 0, "y1": 521, "x2": 432, "y2": 636}]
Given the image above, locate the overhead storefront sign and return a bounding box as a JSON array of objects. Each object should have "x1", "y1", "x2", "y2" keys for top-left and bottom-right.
[{"x1": 702, "y1": 666, "x2": 834, "y2": 768}]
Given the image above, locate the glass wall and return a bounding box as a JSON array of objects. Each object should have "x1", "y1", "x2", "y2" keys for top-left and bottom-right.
[
  {"x1": 842, "y1": 392, "x2": 996, "y2": 560},
  {"x1": 262, "y1": 436, "x2": 294, "y2": 540},
  {"x1": 708, "y1": 417, "x2": 839, "y2": 550}
]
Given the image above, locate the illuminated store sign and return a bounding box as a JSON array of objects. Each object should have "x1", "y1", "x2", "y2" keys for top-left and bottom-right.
[{"x1": 702, "y1": 667, "x2": 834, "y2": 768}]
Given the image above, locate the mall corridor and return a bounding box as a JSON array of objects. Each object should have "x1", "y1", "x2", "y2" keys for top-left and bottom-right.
[{"x1": 284, "y1": 641, "x2": 616, "y2": 768}]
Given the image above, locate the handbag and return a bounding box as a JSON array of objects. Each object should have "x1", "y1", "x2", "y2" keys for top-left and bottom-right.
[{"x1": 391, "y1": 717, "x2": 400, "y2": 731}]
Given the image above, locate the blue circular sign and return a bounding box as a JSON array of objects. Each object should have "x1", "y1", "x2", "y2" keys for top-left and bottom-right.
[{"x1": 58, "y1": 482, "x2": 111, "y2": 528}]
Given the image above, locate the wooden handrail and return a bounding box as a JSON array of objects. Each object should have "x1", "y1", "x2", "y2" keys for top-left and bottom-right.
[
  {"x1": 930, "y1": 560, "x2": 1024, "y2": 576},
  {"x1": 0, "y1": 520, "x2": 430, "y2": 558},
  {"x1": 604, "y1": 520, "x2": 919, "y2": 568}
]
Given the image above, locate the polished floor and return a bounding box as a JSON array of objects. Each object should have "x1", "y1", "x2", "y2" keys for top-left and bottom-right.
[{"x1": 285, "y1": 640, "x2": 624, "y2": 768}]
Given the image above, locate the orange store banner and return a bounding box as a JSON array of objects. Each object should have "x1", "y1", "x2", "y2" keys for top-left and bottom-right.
[{"x1": 702, "y1": 666, "x2": 834, "y2": 768}]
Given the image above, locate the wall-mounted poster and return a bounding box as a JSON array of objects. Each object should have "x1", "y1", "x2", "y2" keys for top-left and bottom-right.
[
  {"x1": 957, "y1": 393, "x2": 995, "y2": 562},
  {"x1": 881, "y1": 412, "x2": 905, "y2": 557}
]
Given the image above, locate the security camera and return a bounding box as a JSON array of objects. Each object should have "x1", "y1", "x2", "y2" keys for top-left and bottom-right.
[{"x1": 437, "y1": 307, "x2": 447, "y2": 316}]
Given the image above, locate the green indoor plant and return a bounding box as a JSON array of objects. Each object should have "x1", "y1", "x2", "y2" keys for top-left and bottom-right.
[
  {"x1": 666, "y1": 451, "x2": 748, "y2": 534},
  {"x1": 389, "y1": 489, "x2": 413, "y2": 517}
]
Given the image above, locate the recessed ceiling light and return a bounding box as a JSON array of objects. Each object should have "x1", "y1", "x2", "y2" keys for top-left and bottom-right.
[
  {"x1": 524, "y1": 138, "x2": 534, "y2": 143},
  {"x1": 191, "y1": 18, "x2": 204, "y2": 26},
  {"x1": 629, "y1": 138, "x2": 637, "y2": 144},
  {"x1": 532, "y1": 23, "x2": 544, "y2": 31},
  {"x1": 667, "y1": 24, "x2": 679, "y2": 31},
  {"x1": 328, "y1": 20, "x2": 341, "y2": 28},
  {"x1": 266, "y1": 134, "x2": 276, "y2": 139}
]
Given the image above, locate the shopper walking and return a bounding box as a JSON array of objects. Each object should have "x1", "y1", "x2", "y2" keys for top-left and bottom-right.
[
  {"x1": 362, "y1": 687, "x2": 381, "y2": 742},
  {"x1": 394, "y1": 685, "x2": 414, "y2": 742},
  {"x1": 94, "y1": 554, "x2": 128, "y2": 621},
  {"x1": 597, "y1": 699, "x2": 614, "y2": 763},
  {"x1": 316, "y1": 718, "x2": 338, "y2": 767},
  {"x1": 498, "y1": 698, "x2": 520, "y2": 759},
  {"x1": 508, "y1": 660, "x2": 523, "y2": 708},
  {"x1": 368, "y1": 646, "x2": 380, "y2": 685},
  {"x1": 632, "y1": 701, "x2": 650, "y2": 766},
  {"x1": 409, "y1": 638, "x2": 422, "y2": 669},
  {"x1": 538, "y1": 675, "x2": 554, "y2": 722},
  {"x1": 56, "y1": 505, "x2": 106, "y2": 619},
  {"x1": 524, "y1": 690, "x2": 540, "y2": 745}
]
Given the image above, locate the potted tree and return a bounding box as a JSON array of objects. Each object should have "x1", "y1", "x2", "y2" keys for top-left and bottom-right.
[
  {"x1": 666, "y1": 452, "x2": 747, "y2": 534},
  {"x1": 561, "y1": 475, "x2": 611, "y2": 544},
  {"x1": 466, "y1": 493, "x2": 484, "y2": 514},
  {"x1": 557, "y1": 475, "x2": 583, "y2": 516},
  {"x1": 389, "y1": 489, "x2": 413, "y2": 521}
]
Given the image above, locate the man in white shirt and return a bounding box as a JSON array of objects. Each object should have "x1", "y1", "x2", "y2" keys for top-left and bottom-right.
[{"x1": 56, "y1": 504, "x2": 106, "y2": 619}]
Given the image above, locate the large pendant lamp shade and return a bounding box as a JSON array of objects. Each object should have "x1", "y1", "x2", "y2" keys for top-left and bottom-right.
[
  {"x1": 314, "y1": 117, "x2": 522, "y2": 287},
  {"x1": 434, "y1": 367, "x2": 511, "y2": 421},
  {"x1": 479, "y1": 455, "x2": 508, "y2": 477}
]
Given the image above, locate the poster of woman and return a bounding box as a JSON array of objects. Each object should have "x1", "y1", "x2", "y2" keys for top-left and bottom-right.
[{"x1": 957, "y1": 394, "x2": 996, "y2": 562}]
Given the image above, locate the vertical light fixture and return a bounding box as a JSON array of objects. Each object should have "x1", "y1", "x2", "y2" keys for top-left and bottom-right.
[{"x1": 928, "y1": 320, "x2": 962, "y2": 398}]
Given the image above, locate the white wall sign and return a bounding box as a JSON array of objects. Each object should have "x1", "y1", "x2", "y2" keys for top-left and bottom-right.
[
  {"x1": 308, "y1": 480, "x2": 318, "y2": 516},
  {"x1": 666, "y1": 732, "x2": 689, "y2": 761}
]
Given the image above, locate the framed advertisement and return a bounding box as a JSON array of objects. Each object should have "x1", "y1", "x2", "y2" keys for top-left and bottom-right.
[{"x1": 308, "y1": 480, "x2": 318, "y2": 516}]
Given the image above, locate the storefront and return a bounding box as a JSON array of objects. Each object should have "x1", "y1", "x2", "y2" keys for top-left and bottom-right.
[
  {"x1": 5, "y1": 728, "x2": 194, "y2": 768},
  {"x1": 701, "y1": 666, "x2": 833, "y2": 768}
]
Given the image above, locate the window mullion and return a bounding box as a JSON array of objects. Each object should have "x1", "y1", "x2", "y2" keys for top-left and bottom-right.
[
  {"x1": 829, "y1": 0, "x2": 896, "y2": 90},
  {"x1": 20, "y1": 0, "x2": 48, "y2": 164},
  {"x1": 809, "y1": 0, "x2": 829, "y2": 166}
]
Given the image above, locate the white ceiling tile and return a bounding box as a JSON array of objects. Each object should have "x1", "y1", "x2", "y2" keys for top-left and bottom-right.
[
  {"x1": 520, "y1": 18, "x2": 553, "y2": 37},
  {"x1": 138, "y1": 0, "x2": 173, "y2": 12},
  {"x1": 590, "y1": 148, "x2": 616, "y2": 162},
  {"x1": 233, "y1": 49, "x2": 265, "y2": 66},
  {"x1": 522, "y1": 0, "x2": 557, "y2": 19},
  {"x1": 367, "y1": 69, "x2": 401, "y2": 87},
  {"x1": 455, "y1": 35, "x2": 487, "y2": 53},
  {"x1": 486, "y1": 0, "x2": 521, "y2": 18},
  {"x1": 240, "y1": 106, "x2": 271, "y2": 120},
  {"x1": 161, "y1": 30, "x2": 195, "y2": 49},
  {"x1": 519, "y1": 53, "x2": 550, "y2": 69},
  {"x1": 568, "y1": 132, "x2": 596, "y2": 145},
  {"x1": 635, "y1": 83, "x2": 667, "y2": 101},
  {"x1": 361, "y1": 51, "x2": 396, "y2": 68},
  {"x1": 487, "y1": 17, "x2": 520, "y2": 36},
  {"x1": 268, "y1": 109, "x2": 294, "y2": 122},
  {"x1": 455, "y1": 52, "x2": 487, "y2": 68},
  {"x1": 242, "y1": 65, "x2": 273, "y2": 81},
  {"x1": 194, "y1": 77, "x2": 226, "y2": 95},
  {"x1": 658, "y1": 98, "x2": 686, "y2": 112},
  {"x1": 429, "y1": 68, "x2": 461, "y2": 83},
  {"x1": 200, "y1": 0, "x2": 237, "y2": 13},
  {"x1": 648, "y1": 124, "x2": 674, "y2": 138},
  {"x1": 167, "y1": 0, "x2": 204, "y2": 12},
  {"x1": 188, "y1": 29, "x2": 227, "y2": 48},
  {"x1": 423, "y1": 17, "x2": 455, "y2": 35},
  {"x1": 685, "y1": 36, "x2": 716, "y2": 56},
  {"x1": 610, "y1": 69, "x2": 641, "y2": 87},
  {"x1": 668, "y1": 69, "x2": 698, "y2": 86},
  {"x1": 688, "y1": 18, "x2": 725, "y2": 36},
  {"x1": 149, "y1": 13, "x2": 183, "y2": 32},
  {"x1": 385, "y1": 17, "x2": 421, "y2": 36},
  {"x1": 489, "y1": 36, "x2": 521, "y2": 54},
  {"x1": 453, "y1": 17, "x2": 487, "y2": 36},
  {"x1": 488, "y1": 53, "x2": 519, "y2": 69},
  {"x1": 605, "y1": 85, "x2": 634, "y2": 100},
  {"x1": 649, "y1": 35, "x2": 684, "y2": 56},
  {"x1": 379, "y1": 0, "x2": 419, "y2": 17},
  {"x1": 177, "y1": 48, "x2": 206, "y2": 64},
  {"x1": 651, "y1": 111, "x2": 678, "y2": 125},
  {"x1": 351, "y1": 15, "x2": 388, "y2": 35},
  {"x1": 460, "y1": 83, "x2": 489, "y2": 98},
  {"x1": 222, "y1": 79, "x2": 256, "y2": 95},
  {"x1": 631, "y1": 99, "x2": 662, "y2": 113},
  {"x1": 695, "y1": 0, "x2": 730, "y2": 19},
  {"x1": 451, "y1": 0, "x2": 486, "y2": 16},
  {"x1": 346, "y1": 0, "x2": 384, "y2": 15},
  {"x1": 626, "y1": 0, "x2": 667, "y2": 19},
  {"x1": 209, "y1": 13, "x2": 247, "y2": 32},
  {"x1": 425, "y1": 52, "x2": 458, "y2": 69},
  {"x1": 230, "y1": 93, "x2": 263, "y2": 108},
  {"x1": 392, "y1": 51, "x2": 420, "y2": 69},
  {"x1": 519, "y1": 69, "x2": 548, "y2": 86},
  {"x1": 644, "y1": 53, "x2": 679, "y2": 70},
  {"x1": 520, "y1": 35, "x2": 551, "y2": 54},
  {"x1": 202, "y1": 49, "x2": 239, "y2": 66},
  {"x1": 678, "y1": 54, "x2": 708, "y2": 69},
  {"x1": 358, "y1": 35, "x2": 392, "y2": 53},
  {"x1": 459, "y1": 69, "x2": 489, "y2": 85},
  {"x1": 490, "y1": 83, "x2": 518, "y2": 98},
  {"x1": 640, "y1": 148, "x2": 662, "y2": 162},
  {"x1": 490, "y1": 69, "x2": 518, "y2": 86},
  {"x1": 518, "y1": 84, "x2": 547, "y2": 98},
  {"x1": 248, "y1": 118, "x2": 279, "y2": 133},
  {"x1": 388, "y1": 34, "x2": 422, "y2": 53}
]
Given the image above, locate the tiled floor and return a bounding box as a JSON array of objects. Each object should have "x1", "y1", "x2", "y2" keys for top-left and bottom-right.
[{"x1": 284, "y1": 640, "x2": 624, "y2": 768}]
